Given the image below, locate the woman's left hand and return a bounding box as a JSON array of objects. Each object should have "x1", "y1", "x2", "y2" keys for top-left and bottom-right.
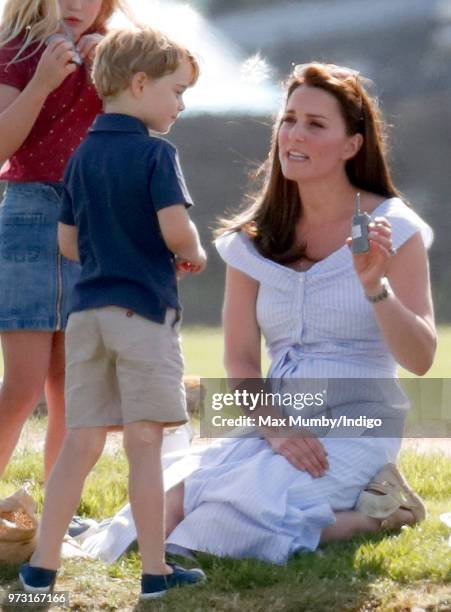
[
  {"x1": 76, "y1": 33, "x2": 103, "y2": 64},
  {"x1": 347, "y1": 216, "x2": 395, "y2": 294}
]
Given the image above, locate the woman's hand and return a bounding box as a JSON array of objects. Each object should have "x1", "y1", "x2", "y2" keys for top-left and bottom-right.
[
  {"x1": 30, "y1": 39, "x2": 78, "y2": 96},
  {"x1": 347, "y1": 216, "x2": 395, "y2": 294},
  {"x1": 266, "y1": 431, "x2": 329, "y2": 477},
  {"x1": 76, "y1": 33, "x2": 103, "y2": 64}
]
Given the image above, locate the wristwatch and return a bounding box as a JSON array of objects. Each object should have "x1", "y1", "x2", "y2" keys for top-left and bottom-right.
[{"x1": 365, "y1": 277, "x2": 392, "y2": 303}]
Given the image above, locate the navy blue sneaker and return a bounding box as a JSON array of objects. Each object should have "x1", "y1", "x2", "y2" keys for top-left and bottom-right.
[
  {"x1": 19, "y1": 563, "x2": 57, "y2": 593},
  {"x1": 140, "y1": 563, "x2": 206, "y2": 599}
]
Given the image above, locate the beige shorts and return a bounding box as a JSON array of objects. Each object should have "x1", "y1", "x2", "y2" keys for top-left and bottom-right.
[{"x1": 65, "y1": 306, "x2": 188, "y2": 429}]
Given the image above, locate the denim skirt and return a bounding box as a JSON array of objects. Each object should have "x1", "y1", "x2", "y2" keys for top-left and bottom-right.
[{"x1": 0, "y1": 181, "x2": 81, "y2": 331}]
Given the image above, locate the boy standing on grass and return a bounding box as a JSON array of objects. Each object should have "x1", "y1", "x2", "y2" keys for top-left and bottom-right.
[{"x1": 19, "y1": 27, "x2": 207, "y2": 600}]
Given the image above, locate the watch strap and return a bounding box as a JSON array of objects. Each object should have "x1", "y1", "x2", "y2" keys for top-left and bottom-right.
[{"x1": 365, "y1": 278, "x2": 391, "y2": 303}]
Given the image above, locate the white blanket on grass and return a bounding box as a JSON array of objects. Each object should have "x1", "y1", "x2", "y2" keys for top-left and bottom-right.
[{"x1": 80, "y1": 442, "x2": 213, "y2": 563}]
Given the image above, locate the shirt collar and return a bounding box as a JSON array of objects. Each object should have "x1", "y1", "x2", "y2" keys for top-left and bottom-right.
[{"x1": 89, "y1": 113, "x2": 149, "y2": 135}]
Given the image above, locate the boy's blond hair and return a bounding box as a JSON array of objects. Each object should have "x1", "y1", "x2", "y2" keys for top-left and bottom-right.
[{"x1": 92, "y1": 27, "x2": 199, "y2": 100}]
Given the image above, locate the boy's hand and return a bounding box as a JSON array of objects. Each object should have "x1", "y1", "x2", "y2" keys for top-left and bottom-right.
[
  {"x1": 175, "y1": 250, "x2": 207, "y2": 276},
  {"x1": 175, "y1": 259, "x2": 189, "y2": 280}
]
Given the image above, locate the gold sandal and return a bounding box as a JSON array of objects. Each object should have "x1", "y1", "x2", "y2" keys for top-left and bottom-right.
[{"x1": 355, "y1": 463, "x2": 426, "y2": 530}]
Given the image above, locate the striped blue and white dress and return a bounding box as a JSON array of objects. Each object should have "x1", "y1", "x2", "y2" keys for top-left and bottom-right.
[{"x1": 166, "y1": 197, "x2": 433, "y2": 564}]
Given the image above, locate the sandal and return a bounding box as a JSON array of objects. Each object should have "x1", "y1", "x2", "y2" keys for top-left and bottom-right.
[{"x1": 355, "y1": 463, "x2": 426, "y2": 530}]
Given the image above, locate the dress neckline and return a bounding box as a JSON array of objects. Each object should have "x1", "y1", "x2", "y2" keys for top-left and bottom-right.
[{"x1": 241, "y1": 197, "x2": 398, "y2": 277}]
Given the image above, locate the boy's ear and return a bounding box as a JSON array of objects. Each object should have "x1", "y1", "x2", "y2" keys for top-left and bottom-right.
[{"x1": 130, "y1": 72, "x2": 149, "y2": 98}]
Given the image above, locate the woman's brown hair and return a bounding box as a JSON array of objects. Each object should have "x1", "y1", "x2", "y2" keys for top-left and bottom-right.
[{"x1": 216, "y1": 62, "x2": 402, "y2": 264}]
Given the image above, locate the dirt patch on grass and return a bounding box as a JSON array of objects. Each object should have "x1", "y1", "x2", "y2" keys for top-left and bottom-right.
[{"x1": 16, "y1": 419, "x2": 451, "y2": 458}]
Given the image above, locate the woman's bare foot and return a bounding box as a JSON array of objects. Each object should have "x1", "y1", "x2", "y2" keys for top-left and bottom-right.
[{"x1": 320, "y1": 506, "x2": 416, "y2": 544}]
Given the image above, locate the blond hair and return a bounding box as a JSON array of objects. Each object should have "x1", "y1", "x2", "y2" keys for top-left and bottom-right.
[
  {"x1": 0, "y1": 0, "x2": 131, "y2": 62},
  {"x1": 92, "y1": 27, "x2": 199, "y2": 100}
]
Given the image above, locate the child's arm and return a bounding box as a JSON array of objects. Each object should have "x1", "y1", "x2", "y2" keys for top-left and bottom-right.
[
  {"x1": 0, "y1": 39, "x2": 77, "y2": 161},
  {"x1": 157, "y1": 205, "x2": 206, "y2": 272},
  {"x1": 57, "y1": 222, "x2": 79, "y2": 261}
]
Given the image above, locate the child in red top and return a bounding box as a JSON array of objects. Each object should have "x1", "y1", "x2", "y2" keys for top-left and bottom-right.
[{"x1": 0, "y1": 0, "x2": 131, "y2": 481}]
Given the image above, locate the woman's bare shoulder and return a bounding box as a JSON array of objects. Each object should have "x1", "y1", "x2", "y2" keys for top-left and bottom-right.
[{"x1": 362, "y1": 192, "x2": 394, "y2": 215}]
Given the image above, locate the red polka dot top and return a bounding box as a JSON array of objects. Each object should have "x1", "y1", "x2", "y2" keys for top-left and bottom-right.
[{"x1": 0, "y1": 34, "x2": 102, "y2": 183}]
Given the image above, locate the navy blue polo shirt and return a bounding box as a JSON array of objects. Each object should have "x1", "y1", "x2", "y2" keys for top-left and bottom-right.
[{"x1": 59, "y1": 113, "x2": 193, "y2": 323}]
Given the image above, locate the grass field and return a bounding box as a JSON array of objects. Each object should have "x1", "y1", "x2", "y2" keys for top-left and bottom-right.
[
  {"x1": 0, "y1": 326, "x2": 450, "y2": 611},
  {"x1": 0, "y1": 325, "x2": 450, "y2": 379},
  {"x1": 0, "y1": 448, "x2": 449, "y2": 611},
  {"x1": 179, "y1": 324, "x2": 451, "y2": 378}
]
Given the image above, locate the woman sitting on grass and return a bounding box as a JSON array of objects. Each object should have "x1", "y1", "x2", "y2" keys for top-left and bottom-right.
[{"x1": 162, "y1": 62, "x2": 436, "y2": 564}]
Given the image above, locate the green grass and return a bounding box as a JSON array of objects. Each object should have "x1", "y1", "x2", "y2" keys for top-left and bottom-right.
[
  {"x1": 0, "y1": 324, "x2": 449, "y2": 379},
  {"x1": 0, "y1": 327, "x2": 450, "y2": 610},
  {"x1": 181, "y1": 325, "x2": 451, "y2": 379},
  {"x1": 181, "y1": 326, "x2": 226, "y2": 377},
  {"x1": 0, "y1": 448, "x2": 450, "y2": 611},
  {"x1": 411, "y1": 325, "x2": 451, "y2": 378}
]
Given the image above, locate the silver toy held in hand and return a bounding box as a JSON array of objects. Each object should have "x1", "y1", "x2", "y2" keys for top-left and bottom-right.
[
  {"x1": 46, "y1": 21, "x2": 83, "y2": 66},
  {"x1": 351, "y1": 192, "x2": 371, "y2": 253}
]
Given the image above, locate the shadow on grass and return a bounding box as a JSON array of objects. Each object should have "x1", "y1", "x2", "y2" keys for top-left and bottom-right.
[
  {"x1": 0, "y1": 526, "x2": 448, "y2": 611},
  {"x1": 2, "y1": 524, "x2": 449, "y2": 612},
  {"x1": 130, "y1": 533, "x2": 393, "y2": 612}
]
